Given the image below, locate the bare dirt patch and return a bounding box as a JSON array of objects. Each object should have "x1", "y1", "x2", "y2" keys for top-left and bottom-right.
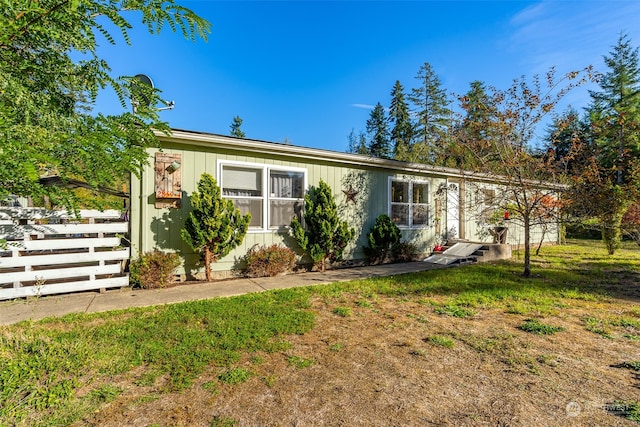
[{"x1": 78, "y1": 291, "x2": 640, "y2": 427}]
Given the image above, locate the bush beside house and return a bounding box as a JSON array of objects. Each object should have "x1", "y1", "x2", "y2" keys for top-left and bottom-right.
[{"x1": 181, "y1": 173, "x2": 251, "y2": 281}]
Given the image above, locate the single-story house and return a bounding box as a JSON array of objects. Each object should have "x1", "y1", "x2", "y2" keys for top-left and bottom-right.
[{"x1": 130, "y1": 129, "x2": 560, "y2": 279}]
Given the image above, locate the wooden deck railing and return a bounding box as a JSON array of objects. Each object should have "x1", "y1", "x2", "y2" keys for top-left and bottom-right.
[{"x1": 0, "y1": 209, "x2": 129, "y2": 300}]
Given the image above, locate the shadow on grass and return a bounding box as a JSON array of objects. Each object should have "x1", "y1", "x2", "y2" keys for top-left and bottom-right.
[{"x1": 321, "y1": 253, "x2": 640, "y2": 305}]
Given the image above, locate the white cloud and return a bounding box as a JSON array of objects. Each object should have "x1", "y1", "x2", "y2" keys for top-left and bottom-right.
[
  {"x1": 508, "y1": 0, "x2": 640, "y2": 76},
  {"x1": 351, "y1": 103, "x2": 376, "y2": 110}
]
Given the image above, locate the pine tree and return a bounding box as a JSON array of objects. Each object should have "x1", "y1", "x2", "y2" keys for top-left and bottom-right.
[
  {"x1": 543, "y1": 107, "x2": 591, "y2": 175},
  {"x1": 408, "y1": 62, "x2": 453, "y2": 165},
  {"x1": 388, "y1": 80, "x2": 414, "y2": 161},
  {"x1": 229, "y1": 116, "x2": 246, "y2": 138},
  {"x1": 455, "y1": 80, "x2": 500, "y2": 169},
  {"x1": 582, "y1": 33, "x2": 640, "y2": 253},
  {"x1": 366, "y1": 102, "x2": 391, "y2": 158},
  {"x1": 290, "y1": 180, "x2": 355, "y2": 272},
  {"x1": 181, "y1": 173, "x2": 251, "y2": 281},
  {"x1": 589, "y1": 33, "x2": 640, "y2": 185}
]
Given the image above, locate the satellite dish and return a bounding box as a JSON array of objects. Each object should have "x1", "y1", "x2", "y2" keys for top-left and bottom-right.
[
  {"x1": 131, "y1": 74, "x2": 175, "y2": 113},
  {"x1": 130, "y1": 74, "x2": 154, "y2": 113}
]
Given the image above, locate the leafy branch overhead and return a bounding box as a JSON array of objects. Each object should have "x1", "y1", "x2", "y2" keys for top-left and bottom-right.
[{"x1": 0, "y1": 0, "x2": 211, "y2": 206}]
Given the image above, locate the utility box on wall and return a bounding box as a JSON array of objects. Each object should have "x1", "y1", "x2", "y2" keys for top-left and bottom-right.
[{"x1": 154, "y1": 152, "x2": 182, "y2": 208}]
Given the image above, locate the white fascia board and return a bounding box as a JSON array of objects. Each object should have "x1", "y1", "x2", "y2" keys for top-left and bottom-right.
[{"x1": 157, "y1": 129, "x2": 566, "y2": 190}]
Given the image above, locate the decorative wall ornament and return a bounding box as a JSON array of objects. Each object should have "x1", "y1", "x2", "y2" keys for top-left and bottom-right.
[
  {"x1": 154, "y1": 152, "x2": 182, "y2": 208},
  {"x1": 342, "y1": 185, "x2": 359, "y2": 204}
]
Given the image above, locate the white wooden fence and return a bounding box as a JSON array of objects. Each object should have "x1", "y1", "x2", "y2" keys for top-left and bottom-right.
[{"x1": 0, "y1": 209, "x2": 129, "y2": 300}]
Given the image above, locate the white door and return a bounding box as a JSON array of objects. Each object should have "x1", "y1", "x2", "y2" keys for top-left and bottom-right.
[{"x1": 446, "y1": 183, "x2": 459, "y2": 240}]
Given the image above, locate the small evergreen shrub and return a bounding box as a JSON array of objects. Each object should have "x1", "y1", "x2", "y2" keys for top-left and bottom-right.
[
  {"x1": 244, "y1": 244, "x2": 296, "y2": 277},
  {"x1": 290, "y1": 180, "x2": 355, "y2": 272},
  {"x1": 130, "y1": 249, "x2": 180, "y2": 289},
  {"x1": 392, "y1": 241, "x2": 419, "y2": 262},
  {"x1": 363, "y1": 214, "x2": 401, "y2": 264},
  {"x1": 181, "y1": 173, "x2": 250, "y2": 281}
]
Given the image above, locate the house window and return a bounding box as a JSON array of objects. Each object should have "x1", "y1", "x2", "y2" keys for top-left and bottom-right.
[
  {"x1": 270, "y1": 170, "x2": 304, "y2": 228},
  {"x1": 390, "y1": 178, "x2": 429, "y2": 227},
  {"x1": 476, "y1": 188, "x2": 497, "y2": 223},
  {"x1": 220, "y1": 162, "x2": 306, "y2": 231},
  {"x1": 221, "y1": 165, "x2": 263, "y2": 228}
]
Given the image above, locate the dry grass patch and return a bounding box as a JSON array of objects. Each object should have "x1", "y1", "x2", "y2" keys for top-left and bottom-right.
[{"x1": 2, "y1": 240, "x2": 640, "y2": 426}]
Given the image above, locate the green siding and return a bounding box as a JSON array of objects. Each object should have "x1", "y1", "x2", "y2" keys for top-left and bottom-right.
[{"x1": 130, "y1": 137, "x2": 558, "y2": 279}]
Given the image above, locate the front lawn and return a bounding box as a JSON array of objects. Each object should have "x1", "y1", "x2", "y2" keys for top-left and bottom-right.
[{"x1": 1, "y1": 239, "x2": 639, "y2": 426}]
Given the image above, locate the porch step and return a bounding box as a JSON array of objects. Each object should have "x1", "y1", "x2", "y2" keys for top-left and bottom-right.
[{"x1": 426, "y1": 242, "x2": 512, "y2": 265}]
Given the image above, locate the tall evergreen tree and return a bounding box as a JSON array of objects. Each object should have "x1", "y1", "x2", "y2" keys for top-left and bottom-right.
[
  {"x1": 589, "y1": 33, "x2": 640, "y2": 186},
  {"x1": 454, "y1": 80, "x2": 499, "y2": 169},
  {"x1": 543, "y1": 107, "x2": 591, "y2": 175},
  {"x1": 577, "y1": 33, "x2": 640, "y2": 253},
  {"x1": 366, "y1": 102, "x2": 391, "y2": 158},
  {"x1": 388, "y1": 80, "x2": 413, "y2": 161},
  {"x1": 229, "y1": 116, "x2": 246, "y2": 138},
  {"x1": 408, "y1": 62, "x2": 453, "y2": 165}
]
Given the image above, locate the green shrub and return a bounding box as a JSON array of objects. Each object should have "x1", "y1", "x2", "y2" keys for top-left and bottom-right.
[
  {"x1": 290, "y1": 180, "x2": 355, "y2": 272},
  {"x1": 130, "y1": 249, "x2": 180, "y2": 289},
  {"x1": 363, "y1": 214, "x2": 401, "y2": 264},
  {"x1": 244, "y1": 244, "x2": 296, "y2": 277},
  {"x1": 181, "y1": 173, "x2": 250, "y2": 281},
  {"x1": 392, "y1": 241, "x2": 419, "y2": 262}
]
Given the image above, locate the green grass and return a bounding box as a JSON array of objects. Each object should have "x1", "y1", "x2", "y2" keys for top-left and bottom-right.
[
  {"x1": 287, "y1": 355, "x2": 316, "y2": 369},
  {"x1": 1, "y1": 239, "x2": 639, "y2": 426},
  {"x1": 332, "y1": 306, "x2": 353, "y2": 317},
  {"x1": 329, "y1": 343, "x2": 345, "y2": 352},
  {"x1": 620, "y1": 361, "x2": 640, "y2": 372},
  {"x1": 434, "y1": 304, "x2": 475, "y2": 318},
  {"x1": 0, "y1": 290, "x2": 313, "y2": 425},
  {"x1": 583, "y1": 314, "x2": 640, "y2": 339},
  {"x1": 427, "y1": 335, "x2": 455, "y2": 348},
  {"x1": 518, "y1": 318, "x2": 565, "y2": 335},
  {"x1": 89, "y1": 385, "x2": 122, "y2": 404},
  {"x1": 607, "y1": 401, "x2": 640, "y2": 422},
  {"x1": 210, "y1": 415, "x2": 239, "y2": 427},
  {"x1": 218, "y1": 368, "x2": 253, "y2": 385}
]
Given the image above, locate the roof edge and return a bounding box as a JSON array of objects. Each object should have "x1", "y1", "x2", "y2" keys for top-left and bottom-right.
[{"x1": 156, "y1": 128, "x2": 566, "y2": 189}]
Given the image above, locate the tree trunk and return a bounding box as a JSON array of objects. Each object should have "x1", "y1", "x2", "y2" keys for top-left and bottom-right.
[
  {"x1": 523, "y1": 213, "x2": 531, "y2": 278},
  {"x1": 204, "y1": 246, "x2": 212, "y2": 282},
  {"x1": 535, "y1": 223, "x2": 547, "y2": 256}
]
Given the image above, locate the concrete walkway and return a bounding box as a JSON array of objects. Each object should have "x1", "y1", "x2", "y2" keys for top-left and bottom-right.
[{"x1": 0, "y1": 261, "x2": 444, "y2": 326}]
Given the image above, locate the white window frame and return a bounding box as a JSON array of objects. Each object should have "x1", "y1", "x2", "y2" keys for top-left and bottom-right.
[
  {"x1": 388, "y1": 177, "x2": 430, "y2": 228},
  {"x1": 218, "y1": 160, "x2": 307, "y2": 232},
  {"x1": 474, "y1": 185, "x2": 497, "y2": 224}
]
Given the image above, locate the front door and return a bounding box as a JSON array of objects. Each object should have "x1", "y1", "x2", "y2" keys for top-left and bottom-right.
[{"x1": 446, "y1": 183, "x2": 460, "y2": 240}]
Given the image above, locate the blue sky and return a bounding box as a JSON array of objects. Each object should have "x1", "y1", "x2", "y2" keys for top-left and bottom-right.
[{"x1": 94, "y1": 1, "x2": 640, "y2": 153}]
